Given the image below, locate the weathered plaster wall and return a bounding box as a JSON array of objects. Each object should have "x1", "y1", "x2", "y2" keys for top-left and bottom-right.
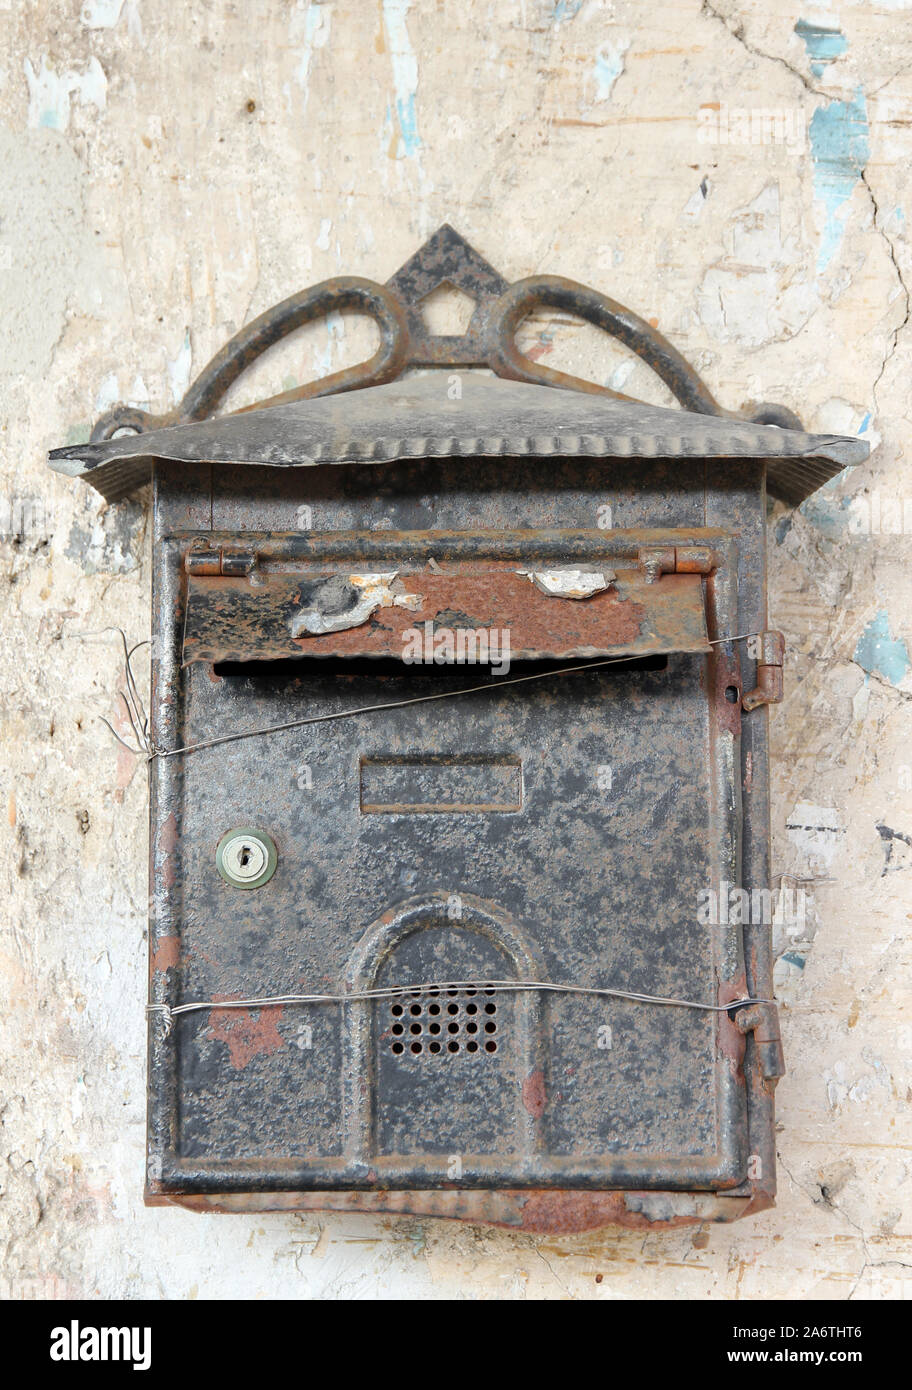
[{"x1": 1, "y1": 0, "x2": 910, "y2": 1299}]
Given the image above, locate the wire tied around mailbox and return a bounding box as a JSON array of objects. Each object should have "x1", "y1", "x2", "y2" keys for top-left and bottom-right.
[
  {"x1": 146, "y1": 980, "x2": 776, "y2": 1038},
  {"x1": 100, "y1": 629, "x2": 766, "y2": 762}
]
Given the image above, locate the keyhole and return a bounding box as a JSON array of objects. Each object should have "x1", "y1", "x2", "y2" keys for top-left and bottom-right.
[{"x1": 216, "y1": 828, "x2": 277, "y2": 889}]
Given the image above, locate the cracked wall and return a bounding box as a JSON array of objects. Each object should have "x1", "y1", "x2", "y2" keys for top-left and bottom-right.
[{"x1": 1, "y1": 0, "x2": 910, "y2": 1300}]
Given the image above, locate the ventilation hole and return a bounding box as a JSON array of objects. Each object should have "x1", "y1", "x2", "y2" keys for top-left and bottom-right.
[
  {"x1": 411, "y1": 1042, "x2": 422, "y2": 1055},
  {"x1": 485, "y1": 1040, "x2": 497, "y2": 1053},
  {"x1": 410, "y1": 1003, "x2": 422, "y2": 1016},
  {"x1": 448, "y1": 1041, "x2": 459, "y2": 1053},
  {"x1": 447, "y1": 1003, "x2": 459, "y2": 1015},
  {"x1": 485, "y1": 1021, "x2": 496, "y2": 1034},
  {"x1": 429, "y1": 1022, "x2": 441, "y2": 1035},
  {"x1": 466, "y1": 1021, "x2": 477, "y2": 1034},
  {"x1": 392, "y1": 1042, "x2": 404, "y2": 1055},
  {"x1": 410, "y1": 1023, "x2": 422, "y2": 1035},
  {"x1": 725, "y1": 685, "x2": 740, "y2": 703},
  {"x1": 448, "y1": 1022, "x2": 459, "y2": 1035},
  {"x1": 446, "y1": 989, "x2": 458, "y2": 997},
  {"x1": 466, "y1": 988, "x2": 477, "y2": 996},
  {"x1": 429, "y1": 1041, "x2": 441, "y2": 1053},
  {"x1": 428, "y1": 1003, "x2": 441, "y2": 1016},
  {"x1": 466, "y1": 1003, "x2": 477, "y2": 1015},
  {"x1": 391, "y1": 1004, "x2": 403, "y2": 1017},
  {"x1": 392, "y1": 1023, "x2": 404, "y2": 1036},
  {"x1": 466, "y1": 1040, "x2": 478, "y2": 1053}
]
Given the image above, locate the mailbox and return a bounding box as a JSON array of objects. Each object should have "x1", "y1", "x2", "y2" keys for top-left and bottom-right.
[{"x1": 50, "y1": 226, "x2": 868, "y2": 1233}]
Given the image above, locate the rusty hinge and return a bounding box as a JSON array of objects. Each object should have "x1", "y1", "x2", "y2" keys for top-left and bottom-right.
[
  {"x1": 741, "y1": 631, "x2": 785, "y2": 711},
  {"x1": 736, "y1": 1001, "x2": 786, "y2": 1088},
  {"x1": 636, "y1": 544, "x2": 715, "y2": 582},
  {"x1": 185, "y1": 544, "x2": 257, "y2": 577}
]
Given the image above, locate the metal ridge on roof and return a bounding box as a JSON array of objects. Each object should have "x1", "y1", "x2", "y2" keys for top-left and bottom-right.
[{"x1": 49, "y1": 373, "x2": 868, "y2": 506}]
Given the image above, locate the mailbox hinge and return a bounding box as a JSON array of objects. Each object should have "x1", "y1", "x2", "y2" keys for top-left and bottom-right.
[
  {"x1": 636, "y1": 544, "x2": 715, "y2": 582},
  {"x1": 735, "y1": 1001, "x2": 786, "y2": 1088},
  {"x1": 741, "y1": 631, "x2": 785, "y2": 711},
  {"x1": 185, "y1": 544, "x2": 257, "y2": 577}
]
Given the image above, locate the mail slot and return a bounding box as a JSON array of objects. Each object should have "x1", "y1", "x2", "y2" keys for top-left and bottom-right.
[{"x1": 49, "y1": 226, "x2": 868, "y2": 1233}]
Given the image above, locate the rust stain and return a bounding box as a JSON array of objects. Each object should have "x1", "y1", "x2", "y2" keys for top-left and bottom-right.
[
  {"x1": 207, "y1": 1000, "x2": 286, "y2": 1070},
  {"x1": 712, "y1": 644, "x2": 742, "y2": 736},
  {"x1": 522, "y1": 1068, "x2": 547, "y2": 1119},
  {"x1": 517, "y1": 1191, "x2": 702, "y2": 1234},
  {"x1": 150, "y1": 935, "x2": 181, "y2": 977},
  {"x1": 158, "y1": 810, "x2": 179, "y2": 889},
  {"x1": 152, "y1": 1187, "x2": 767, "y2": 1231},
  {"x1": 182, "y1": 567, "x2": 711, "y2": 665}
]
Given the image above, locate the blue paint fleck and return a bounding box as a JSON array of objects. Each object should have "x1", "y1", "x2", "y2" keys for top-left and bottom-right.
[
  {"x1": 854, "y1": 610, "x2": 910, "y2": 686},
  {"x1": 858, "y1": 412, "x2": 871, "y2": 434},
  {"x1": 396, "y1": 93, "x2": 420, "y2": 157},
  {"x1": 795, "y1": 18, "x2": 848, "y2": 78},
  {"x1": 781, "y1": 952, "x2": 806, "y2": 970},
  {"x1": 553, "y1": 0, "x2": 584, "y2": 21},
  {"x1": 40, "y1": 108, "x2": 60, "y2": 129},
  {"x1": 809, "y1": 88, "x2": 869, "y2": 272},
  {"x1": 594, "y1": 45, "x2": 625, "y2": 100}
]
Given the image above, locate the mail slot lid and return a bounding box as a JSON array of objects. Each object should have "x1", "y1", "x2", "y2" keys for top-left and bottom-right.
[{"x1": 182, "y1": 564, "x2": 711, "y2": 665}]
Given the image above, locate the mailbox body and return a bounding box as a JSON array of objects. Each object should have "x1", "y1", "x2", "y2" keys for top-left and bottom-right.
[
  {"x1": 49, "y1": 229, "x2": 867, "y2": 1233},
  {"x1": 146, "y1": 440, "x2": 770, "y2": 1230}
]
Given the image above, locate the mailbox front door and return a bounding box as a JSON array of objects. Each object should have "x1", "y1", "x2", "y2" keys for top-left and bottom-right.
[{"x1": 147, "y1": 517, "x2": 756, "y2": 1198}]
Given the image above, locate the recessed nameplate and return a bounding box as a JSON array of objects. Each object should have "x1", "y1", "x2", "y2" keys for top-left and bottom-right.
[{"x1": 360, "y1": 755, "x2": 523, "y2": 814}]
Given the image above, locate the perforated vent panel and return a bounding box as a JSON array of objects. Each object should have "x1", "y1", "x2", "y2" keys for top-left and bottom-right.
[{"x1": 388, "y1": 988, "x2": 498, "y2": 1057}]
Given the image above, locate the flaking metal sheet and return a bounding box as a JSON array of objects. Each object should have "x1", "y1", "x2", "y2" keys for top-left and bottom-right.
[{"x1": 182, "y1": 566, "x2": 711, "y2": 665}]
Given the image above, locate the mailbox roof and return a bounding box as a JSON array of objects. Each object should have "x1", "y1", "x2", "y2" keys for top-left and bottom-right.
[{"x1": 49, "y1": 371, "x2": 868, "y2": 506}]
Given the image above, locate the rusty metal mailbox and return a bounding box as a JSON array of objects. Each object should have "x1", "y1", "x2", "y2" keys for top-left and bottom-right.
[{"x1": 49, "y1": 227, "x2": 867, "y2": 1234}]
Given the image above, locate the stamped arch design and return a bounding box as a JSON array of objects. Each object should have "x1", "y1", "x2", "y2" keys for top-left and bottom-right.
[{"x1": 340, "y1": 891, "x2": 547, "y2": 1171}]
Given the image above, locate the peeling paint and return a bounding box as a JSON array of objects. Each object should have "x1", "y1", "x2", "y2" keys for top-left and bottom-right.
[
  {"x1": 81, "y1": 0, "x2": 126, "y2": 28},
  {"x1": 289, "y1": 572, "x2": 421, "y2": 636},
  {"x1": 794, "y1": 19, "x2": 848, "y2": 78},
  {"x1": 809, "y1": 89, "x2": 870, "y2": 272},
  {"x1": 786, "y1": 801, "x2": 844, "y2": 870},
  {"x1": 853, "y1": 610, "x2": 910, "y2": 685},
  {"x1": 383, "y1": 0, "x2": 420, "y2": 157},
  {"x1": 167, "y1": 331, "x2": 192, "y2": 405},
  {"x1": 519, "y1": 568, "x2": 614, "y2": 598},
  {"x1": 24, "y1": 54, "x2": 106, "y2": 129},
  {"x1": 593, "y1": 40, "x2": 629, "y2": 102},
  {"x1": 293, "y1": 0, "x2": 332, "y2": 115}
]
